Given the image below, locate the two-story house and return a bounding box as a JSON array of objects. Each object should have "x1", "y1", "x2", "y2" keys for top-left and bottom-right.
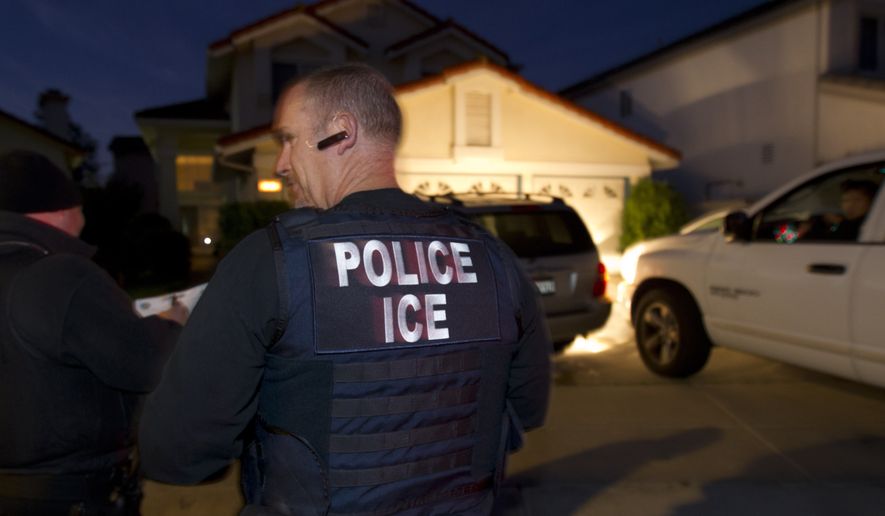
[
  {"x1": 562, "y1": 0, "x2": 885, "y2": 212},
  {"x1": 136, "y1": 0, "x2": 680, "y2": 261}
]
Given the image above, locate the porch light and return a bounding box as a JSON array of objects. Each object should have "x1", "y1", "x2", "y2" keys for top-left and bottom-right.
[
  {"x1": 203, "y1": 237, "x2": 213, "y2": 245},
  {"x1": 258, "y1": 179, "x2": 282, "y2": 192}
]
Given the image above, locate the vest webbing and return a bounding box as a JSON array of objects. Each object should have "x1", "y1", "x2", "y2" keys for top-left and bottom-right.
[
  {"x1": 329, "y1": 448, "x2": 473, "y2": 487},
  {"x1": 329, "y1": 416, "x2": 474, "y2": 453},
  {"x1": 326, "y1": 476, "x2": 491, "y2": 516},
  {"x1": 332, "y1": 349, "x2": 481, "y2": 383},
  {"x1": 331, "y1": 384, "x2": 480, "y2": 418}
]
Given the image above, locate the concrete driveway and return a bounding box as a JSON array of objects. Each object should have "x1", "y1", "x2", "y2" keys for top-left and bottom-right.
[
  {"x1": 142, "y1": 301, "x2": 885, "y2": 515},
  {"x1": 498, "y1": 302, "x2": 885, "y2": 515}
]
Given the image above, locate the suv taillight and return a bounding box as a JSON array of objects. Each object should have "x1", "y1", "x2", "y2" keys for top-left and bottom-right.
[{"x1": 592, "y1": 261, "x2": 608, "y2": 298}]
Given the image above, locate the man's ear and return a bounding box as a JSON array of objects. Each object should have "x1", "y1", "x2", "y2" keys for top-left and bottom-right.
[{"x1": 332, "y1": 112, "x2": 357, "y2": 155}]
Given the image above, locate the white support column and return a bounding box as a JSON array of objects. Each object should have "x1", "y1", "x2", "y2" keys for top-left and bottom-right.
[{"x1": 156, "y1": 133, "x2": 181, "y2": 229}]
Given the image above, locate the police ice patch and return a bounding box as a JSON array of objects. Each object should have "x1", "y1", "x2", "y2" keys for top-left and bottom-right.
[{"x1": 308, "y1": 236, "x2": 500, "y2": 353}]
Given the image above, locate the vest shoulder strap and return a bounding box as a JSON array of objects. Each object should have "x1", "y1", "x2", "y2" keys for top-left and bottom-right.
[{"x1": 266, "y1": 208, "x2": 321, "y2": 348}]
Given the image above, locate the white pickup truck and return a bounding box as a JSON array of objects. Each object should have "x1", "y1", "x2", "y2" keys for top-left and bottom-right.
[{"x1": 620, "y1": 151, "x2": 885, "y2": 388}]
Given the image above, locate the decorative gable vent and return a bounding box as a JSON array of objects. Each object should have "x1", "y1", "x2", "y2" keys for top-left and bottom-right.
[
  {"x1": 761, "y1": 143, "x2": 775, "y2": 165},
  {"x1": 465, "y1": 91, "x2": 491, "y2": 146}
]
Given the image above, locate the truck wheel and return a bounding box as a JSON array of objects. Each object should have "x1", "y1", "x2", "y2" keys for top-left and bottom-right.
[{"x1": 634, "y1": 287, "x2": 711, "y2": 377}]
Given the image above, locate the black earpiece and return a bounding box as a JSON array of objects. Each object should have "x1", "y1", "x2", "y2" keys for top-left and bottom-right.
[{"x1": 316, "y1": 131, "x2": 349, "y2": 150}]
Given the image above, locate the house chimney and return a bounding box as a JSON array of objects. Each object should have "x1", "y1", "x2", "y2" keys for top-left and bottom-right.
[{"x1": 38, "y1": 89, "x2": 72, "y2": 141}]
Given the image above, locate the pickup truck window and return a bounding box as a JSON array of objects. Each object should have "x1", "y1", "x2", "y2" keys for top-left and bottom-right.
[{"x1": 755, "y1": 164, "x2": 883, "y2": 244}]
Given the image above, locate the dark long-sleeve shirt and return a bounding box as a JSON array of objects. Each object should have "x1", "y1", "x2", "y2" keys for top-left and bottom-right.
[
  {"x1": 139, "y1": 189, "x2": 551, "y2": 484},
  {"x1": 0, "y1": 211, "x2": 181, "y2": 474}
]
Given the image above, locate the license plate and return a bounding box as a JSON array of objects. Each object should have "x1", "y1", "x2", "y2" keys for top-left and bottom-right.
[{"x1": 534, "y1": 278, "x2": 556, "y2": 296}]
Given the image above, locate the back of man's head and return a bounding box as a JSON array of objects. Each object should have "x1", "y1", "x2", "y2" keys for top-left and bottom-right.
[
  {"x1": 0, "y1": 149, "x2": 82, "y2": 214},
  {"x1": 300, "y1": 63, "x2": 402, "y2": 149},
  {"x1": 840, "y1": 178, "x2": 879, "y2": 201}
]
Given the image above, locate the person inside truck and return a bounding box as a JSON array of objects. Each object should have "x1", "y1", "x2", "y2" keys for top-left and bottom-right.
[{"x1": 799, "y1": 179, "x2": 879, "y2": 242}]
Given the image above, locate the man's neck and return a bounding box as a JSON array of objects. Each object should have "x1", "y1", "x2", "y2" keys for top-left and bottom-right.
[{"x1": 328, "y1": 154, "x2": 399, "y2": 206}]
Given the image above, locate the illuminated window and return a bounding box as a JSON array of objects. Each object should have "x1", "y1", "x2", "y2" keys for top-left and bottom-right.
[
  {"x1": 465, "y1": 92, "x2": 491, "y2": 146},
  {"x1": 176, "y1": 155, "x2": 213, "y2": 191}
]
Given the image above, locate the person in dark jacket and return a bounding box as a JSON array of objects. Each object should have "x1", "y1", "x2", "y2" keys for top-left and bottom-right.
[
  {"x1": 139, "y1": 63, "x2": 551, "y2": 515},
  {"x1": 800, "y1": 179, "x2": 879, "y2": 242},
  {"x1": 0, "y1": 150, "x2": 188, "y2": 515}
]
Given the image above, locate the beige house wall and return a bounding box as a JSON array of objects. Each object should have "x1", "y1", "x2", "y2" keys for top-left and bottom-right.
[
  {"x1": 0, "y1": 118, "x2": 79, "y2": 175},
  {"x1": 501, "y1": 91, "x2": 649, "y2": 165},
  {"x1": 818, "y1": 84, "x2": 885, "y2": 162},
  {"x1": 398, "y1": 86, "x2": 453, "y2": 159}
]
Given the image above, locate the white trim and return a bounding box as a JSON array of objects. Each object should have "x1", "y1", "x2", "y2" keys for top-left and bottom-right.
[
  {"x1": 388, "y1": 26, "x2": 508, "y2": 62},
  {"x1": 233, "y1": 13, "x2": 367, "y2": 53},
  {"x1": 452, "y1": 146, "x2": 504, "y2": 161},
  {"x1": 217, "y1": 132, "x2": 274, "y2": 157},
  {"x1": 819, "y1": 77, "x2": 885, "y2": 103},
  {"x1": 395, "y1": 156, "x2": 648, "y2": 176},
  {"x1": 136, "y1": 118, "x2": 229, "y2": 130},
  {"x1": 853, "y1": 344, "x2": 885, "y2": 365}
]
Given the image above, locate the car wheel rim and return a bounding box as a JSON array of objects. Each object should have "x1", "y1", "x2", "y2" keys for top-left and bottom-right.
[{"x1": 640, "y1": 301, "x2": 680, "y2": 365}]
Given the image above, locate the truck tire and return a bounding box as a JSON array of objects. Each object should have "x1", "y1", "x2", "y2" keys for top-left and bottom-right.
[{"x1": 634, "y1": 287, "x2": 711, "y2": 377}]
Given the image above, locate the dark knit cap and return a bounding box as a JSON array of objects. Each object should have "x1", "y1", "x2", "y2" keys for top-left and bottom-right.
[{"x1": 0, "y1": 149, "x2": 82, "y2": 213}]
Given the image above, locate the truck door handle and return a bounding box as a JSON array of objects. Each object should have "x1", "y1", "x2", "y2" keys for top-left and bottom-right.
[{"x1": 807, "y1": 263, "x2": 846, "y2": 275}]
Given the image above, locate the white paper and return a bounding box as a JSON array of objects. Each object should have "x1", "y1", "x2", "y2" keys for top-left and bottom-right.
[{"x1": 133, "y1": 283, "x2": 208, "y2": 317}]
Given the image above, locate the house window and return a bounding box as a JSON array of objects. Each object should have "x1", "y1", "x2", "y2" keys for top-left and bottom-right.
[
  {"x1": 859, "y1": 16, "x2": 879, "y2": 71},
  {"x1": 272, "y1": 62, "x2": 301, "y2": 103},
  {"x1": 619, "y1": 90, "x2": 633, "y2": 118},
  {"x1": 367, "y1": 2, "x2": 386, "y2": 27},
  {"x1": 176, "y1": 155, "x2": 213, "y2": 191},
  {"x1": 465, "y1": 92, "x2": 491, "y2": 146}
]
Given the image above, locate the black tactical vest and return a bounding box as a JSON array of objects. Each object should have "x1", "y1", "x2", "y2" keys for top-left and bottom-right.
[{"x1": 243, "y1": 203, "x2": 525, "y2": 515}]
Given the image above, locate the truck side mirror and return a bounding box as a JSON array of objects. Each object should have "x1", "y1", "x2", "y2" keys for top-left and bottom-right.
[{"x1": 723, "y1": 211, "x2": 752, "y2": 242}]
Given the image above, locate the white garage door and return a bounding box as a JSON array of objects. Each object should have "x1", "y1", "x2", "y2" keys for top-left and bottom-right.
[{"x1": 397, "y1": 173, "x2": 521, "y2": 197}]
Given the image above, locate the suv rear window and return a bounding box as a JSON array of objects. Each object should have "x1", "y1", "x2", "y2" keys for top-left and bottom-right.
[{"x1": 470, "y1": 210, "x2": 594, "y2": 258}]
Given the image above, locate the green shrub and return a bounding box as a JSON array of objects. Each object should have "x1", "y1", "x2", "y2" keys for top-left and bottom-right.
[
  {"x1": 620, "y1": 178, "x2": 689, "y2": 250},
  {"x1": 218, "y1": 200, "x2": 291, "y2": 255}
]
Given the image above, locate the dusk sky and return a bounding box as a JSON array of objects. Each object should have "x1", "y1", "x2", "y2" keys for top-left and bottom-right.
[{"x1": 0, "y1": 0, "x2": 769, "y2": 177}]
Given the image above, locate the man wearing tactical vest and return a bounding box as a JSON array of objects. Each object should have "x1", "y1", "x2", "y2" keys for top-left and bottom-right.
[{"x1": 139, "y1": 63, "x2": 552, "y2": 515}]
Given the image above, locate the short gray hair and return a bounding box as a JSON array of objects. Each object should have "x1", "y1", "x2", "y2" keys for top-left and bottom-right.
[{"x1": 300, "y1": 63, "x2": 402, "y2": 147}]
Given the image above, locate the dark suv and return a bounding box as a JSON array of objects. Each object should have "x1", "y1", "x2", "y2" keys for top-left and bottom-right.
[{"x1": 422, "y1": 192, "x2": 611, "y2": 351}]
